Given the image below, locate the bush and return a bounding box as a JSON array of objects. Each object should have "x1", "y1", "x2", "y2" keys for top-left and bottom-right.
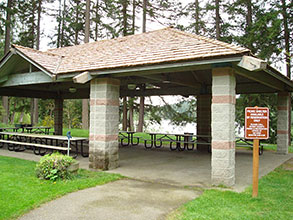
[{"x1": 36, "y1": 152, "x2": 77, "y2": 181}]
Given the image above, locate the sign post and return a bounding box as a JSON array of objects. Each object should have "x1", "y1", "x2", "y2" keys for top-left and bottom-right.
[
  {"x1": 245, "y1": 107, "x2": 269, "y2": 197},
  {"x1": 66, "y1": 131, "x2": 72, "y2": 156}
]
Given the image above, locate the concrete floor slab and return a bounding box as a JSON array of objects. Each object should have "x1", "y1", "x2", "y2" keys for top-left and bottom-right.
[{"x1": 1, "y1": 145, "x2": 292, "y2": 192}]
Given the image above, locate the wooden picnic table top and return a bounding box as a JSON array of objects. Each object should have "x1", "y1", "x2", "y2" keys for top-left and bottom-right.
[{"x1": 0, "y1": 132, "x2": 87, "y2": 141}]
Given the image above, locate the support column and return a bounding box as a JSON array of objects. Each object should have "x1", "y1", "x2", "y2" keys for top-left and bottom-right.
[
  {"x1": 277, "y1": 92, "x2": 291, "y2": 154},
  {"x1": 211, "y1": 67, "x2": 236, "y2": 186},
  {"x1": 197, "y1": 94, "x2": 211, "y2": 151},
  {"x1": 89, "y1": 78, "x2": 120, "y2": 170},
  {"x1": 54, "y1": 98, "x2": 63, "y2": 135}
]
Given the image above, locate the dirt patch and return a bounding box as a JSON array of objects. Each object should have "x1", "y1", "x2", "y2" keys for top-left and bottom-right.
[{"x1": 282, "y1": 158, "x2": 293, "y2": 171}]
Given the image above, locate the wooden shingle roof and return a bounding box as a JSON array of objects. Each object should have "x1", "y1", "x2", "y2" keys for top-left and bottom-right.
[{"x1": 12, "y1": 27, "x2": 250, "y2": 75}]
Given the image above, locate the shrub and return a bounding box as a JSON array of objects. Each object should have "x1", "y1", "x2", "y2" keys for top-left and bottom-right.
[
  {"x1": 36, "y1": 152, "x2": 77, "y2": 181},
  {"x1": 41, "y1": 115, "x2": 54, "y2": 127}
]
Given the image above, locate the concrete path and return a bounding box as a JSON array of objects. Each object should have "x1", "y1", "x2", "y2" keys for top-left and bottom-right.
[
  {"x1": 1, "y1": 147, "x2": 292, "y2": 219},
  {"x1": 19, "y1": 179, "x2": 201, "y2": 220}
]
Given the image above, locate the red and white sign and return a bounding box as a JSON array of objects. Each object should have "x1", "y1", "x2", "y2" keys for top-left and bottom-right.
[{"x1": 245, "y1": 107, "x2": 269, "y2": 139}]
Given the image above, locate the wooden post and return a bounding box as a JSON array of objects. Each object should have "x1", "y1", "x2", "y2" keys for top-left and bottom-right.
[{"x1": 252, "y1": 139, "x2": 260, "y2": 197}]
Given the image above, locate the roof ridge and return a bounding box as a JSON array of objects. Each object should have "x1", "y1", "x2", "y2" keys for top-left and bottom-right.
[
  {"x1": 169, "y1": 28, "x2": 250, "y2": 53},
  {"x1": 47, "y1": 27, "x2": 171, "y2": 53}
]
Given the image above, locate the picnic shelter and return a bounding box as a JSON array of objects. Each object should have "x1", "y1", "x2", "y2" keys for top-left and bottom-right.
[{"x1": 0, "y1": 27, "x2": 292, "y2": 186}]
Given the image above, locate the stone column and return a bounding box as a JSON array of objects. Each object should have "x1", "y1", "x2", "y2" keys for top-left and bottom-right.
[
  {"x1": 197, "y1": 94, "x2": 211, "y2": 152},
  {"x1": 277, "y1": 92, "x2": 291, "y2": 154},
  {"x1": 54, "y1": 98, "x2": 63, "y2": 135},
  {"x1": 89, "y1": 78, "x2": 120, "y2": 170},
  {"x1": 211, "y1": 67, "x2": 236, "y2": 186}
]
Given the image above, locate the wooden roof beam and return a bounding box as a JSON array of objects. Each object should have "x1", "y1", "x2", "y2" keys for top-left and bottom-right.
[
  {"x1": 141, "y1": 75, "x2": 201, "y2": 89},
  {"x1": 120, "y1": 86, "x2": 199, "y2": 97}
]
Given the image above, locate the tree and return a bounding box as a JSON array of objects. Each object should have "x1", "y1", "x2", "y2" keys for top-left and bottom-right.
[
  {"x1": 280, "y1": 0, "x2": 291, "y2": 79},
  {"x1": 82, "y1": 0, "x2": 90, "y2": 130},
  {"x1": 215, "y1": 0, "x2": 220, "y2": 39},
  {"x1": 2, "y1": 0, "x2": 13, "y2": 124},
  {"x1": 137, "y1": 1, "x2": 147, "y2": 132},
  {"x1": 236, "y1": 94, "x2": 278, "y2": 143},
  {"x1": 184, "y1": 0, "x2": 206, "y2": 35}
]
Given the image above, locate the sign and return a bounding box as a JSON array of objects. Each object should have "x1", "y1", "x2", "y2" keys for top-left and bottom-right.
[{"x1": 245, "y1": 107, "x2": 269, "y2": 140}]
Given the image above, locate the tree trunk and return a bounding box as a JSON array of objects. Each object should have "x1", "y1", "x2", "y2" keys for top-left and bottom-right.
[
  {"x1": 36, "y1": 0, "x2": 41, "y2": 50},
  {"x1": 2, "y1": 97, "x2": 9, "y2": 124},
  {"x1": 215, "y1": 0, "x2": 220, "y2": 40},
  {"x1": 3, "y1": 0, "x2": 13, "y2": 124},
  {"x1": 129, "y1": 99, "x2": 134, "y2": 131},
  {"x1": 122, "y1": 97, "x2": 128, "y2": 130},
  {"x1": 246, "y1": 0, "x2": 253, "y2": 50},
  {"x1": 137, "y1": 95, "x2": 144, "y2": 132},
  {"x1": 137, "y1": 3, "x2": 147, "y2": 132},
  {"x1": 142, "y1": 0, "x2": 147, "y2": 33},
  {"x1": 33, "y1": 98, "x2": 38, "y2": 125},
  {"x1": 74, "y1": 0, "x2": 80, "y2": 45},
  {"x1": 19, "y1": 111, "x2": 24, "y2": 123},
  {"x1": 195, "y1": 0, "x2": 199, "y2": 34},
  {"x1": 57, "y1": 0, "x2": 62, "y2": 47},
  {"x1": 281, "y1": 0, "x2": 291, "y2": 146},
  {"x1": 94, "y1": 0, "x2": 99, "y2": 41},
  {"x1": 31, "y1": 1, "x2": 36, "y2": 48},
  {"x1": 246, "y1": 0, "x2": 252, "y2": 27},
  {"x1": 30, "y1": 99, "x2": 34, "y2": 125},
  {"x1": 82, "y1": 99, "x2": 88, "y2": 129},
  {"x1": 61, "y1": 0, "x2": 66, "y2": 47},
  {"x1": 82, "y1": 0, "x2": 90, "y2": 130},
  {"x1": 132, "y1": 0, "x2": 135, "y2": 34},
  {"x1": 281, "y1": 0, "x2": 291, "y2": 79},
  {"x1": 31, "y1": 0, "x2": 42, "y2": 126},
  {"x1": 122, "y1": 0, "x2": 128, "y2": 36},
  {"x1": 85, "y1": 0, "x2": 90, "y2": 43},
  {"x1": 4, "y1": 0, "x2": 12, "y2": 54}
]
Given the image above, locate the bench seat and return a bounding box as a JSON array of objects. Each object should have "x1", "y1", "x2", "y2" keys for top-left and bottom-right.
[{"x1": 0, "y1": 139, "x2": 70, "y2": 151}]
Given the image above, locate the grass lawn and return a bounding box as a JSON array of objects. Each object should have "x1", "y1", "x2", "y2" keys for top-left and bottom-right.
[
  {"x1": 168, "y1": 162, "x2": 293, "y2": 220},
  {"x1": 0, "y1": 155, "x2": 123, "y2": 220},
  {"x1": 62, "y1": 128, "x2": 89, "y2": 137}
]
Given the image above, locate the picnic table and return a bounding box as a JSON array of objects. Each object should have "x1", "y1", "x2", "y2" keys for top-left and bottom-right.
[
  {"x1": 119, "y1": 131, "x2": 140, "y2": 146},
  {"x1": 0, "y1": 132, "x2": 88, "y2": 157},
  {"x1": 0, "y1": 126, "x2": 52, "y2": 134},
  {"x1": 145, "y1": 132, "x2": 211, "y2": 151},
  {"x1": 24, "y1": 126, "x2": 52, "y2": 134},
  {"x1": 236, "y1": 137, "x2": 264, "y2": 155}
]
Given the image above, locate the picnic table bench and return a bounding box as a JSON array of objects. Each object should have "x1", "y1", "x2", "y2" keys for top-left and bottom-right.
[{"x1": 0, "y1": 132, "x2": 88, "y2": 157}]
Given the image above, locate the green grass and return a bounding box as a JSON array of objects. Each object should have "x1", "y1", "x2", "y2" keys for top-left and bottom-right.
[
  {"x1": 0, "y1": 155, "x2": 123, "y2": 220},
  {"x1": 169, "y1": 164, "x2": 293, "y2": 220},
  {"x1": 62, "y1": 128, "x2": 89, "y2": 137}
]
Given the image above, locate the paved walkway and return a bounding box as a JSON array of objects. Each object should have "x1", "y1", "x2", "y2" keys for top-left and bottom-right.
[
  {"x1": 19, "y1": 179, "x2": 201, "y2": 220},
  {"x1": 1, "y1": 147, "x2": 292, "y2": 219}
]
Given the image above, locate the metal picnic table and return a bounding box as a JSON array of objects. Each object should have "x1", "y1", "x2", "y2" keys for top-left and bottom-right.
[
  {"x1": 0, "y1": 126, "x2": 52, "y2": 134},
  {"x1": 0, "y1": 132, "x2": 88, "y2": 157}
]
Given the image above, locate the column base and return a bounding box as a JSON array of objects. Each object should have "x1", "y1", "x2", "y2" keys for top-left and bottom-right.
[
  {"x1": 211, "y1": 148, "x2": 235, "y2": 187},
  {"x1": 89, "y1": 141, "x2": 119, "y2": 170}
]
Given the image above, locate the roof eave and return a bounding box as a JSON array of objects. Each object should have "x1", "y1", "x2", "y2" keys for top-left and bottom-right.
[
  {"x1": 237, "y1": 55, "x2": 293, "y2": 92},
  {"x1": 88, "y1": 56, "x2": 244, "y2": 77}
]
